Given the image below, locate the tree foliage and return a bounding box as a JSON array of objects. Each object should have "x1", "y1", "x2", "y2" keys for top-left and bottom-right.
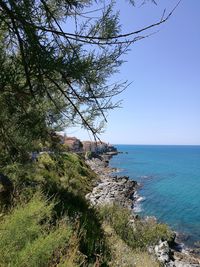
[{"x1": 0, "y1": 0, "x2": 178, "y2": 163}]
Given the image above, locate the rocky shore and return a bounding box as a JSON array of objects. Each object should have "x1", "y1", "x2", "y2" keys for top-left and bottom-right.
[
  {"x1": 85, "y1": 154, "x2": 200, "y2": 267},
  {"x1": 86, "y1": 156, "x2": 137, "y2": 209}
]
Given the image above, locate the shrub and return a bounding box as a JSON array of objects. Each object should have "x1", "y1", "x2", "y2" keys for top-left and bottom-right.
[
  {"x1": 2, "y1": 152, "x2": 96, "y2": 198},
  {"x1": 0, "y1": 193, "x2": 72, "y2": 267},
  {"x1": 0, "y1": 154, "x2": 108, "y2": 266},
  {"x1": 100, "y1": 204, "x2": 174, "y2": 249},
  {"x1": 133, "y1": 218, "x2": 174, "y2": 248},
  {"x1": 16, "y1": 225, "x2": 71, "y2": 267}
]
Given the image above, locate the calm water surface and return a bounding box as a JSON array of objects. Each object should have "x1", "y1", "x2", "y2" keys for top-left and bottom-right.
[{"x1": 109, "y1": 145, "x2": 200, "y2": 247}]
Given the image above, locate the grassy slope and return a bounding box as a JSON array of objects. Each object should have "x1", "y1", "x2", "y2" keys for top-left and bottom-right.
[
  {"x1": 0, "y1": 152, "x2": 171, "y2": 266},
  {"x1": 104, "y1": 224, "x2": 160, "y2": 267}
]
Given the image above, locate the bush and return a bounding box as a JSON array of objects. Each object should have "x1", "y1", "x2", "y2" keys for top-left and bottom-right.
[
  {"x1": 134, "y1": 218, "x2": 174, "y2": 248},
  {"x1": 16, "y1": 225, "x2": 72, "y2": 267},
  {"x1": 0, "y1": 154, "x2": 109, "y2": 266},
  {"x1": 0, "y1": 193, "x2": 72, "y2": 267},
  {"x1": 2, "y1": 152, "x2": 96, "y2": 199},
  {"x1": 100, "y1": 204, "x2": 174, "y2": 249}
]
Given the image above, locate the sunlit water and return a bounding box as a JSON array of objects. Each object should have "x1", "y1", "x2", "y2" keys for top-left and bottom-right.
[{"x1": 109, "y1": 145, "x2": 200, "y2": 247}]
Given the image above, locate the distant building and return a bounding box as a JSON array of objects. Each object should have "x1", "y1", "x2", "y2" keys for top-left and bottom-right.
[
  {"x1": 82, "y1": 141, "x2": 96, "y2": 153},
  {"x1": 56, "y1": 133, "x2": 115, "y2": 154},
  {"x1": 82, "y1": 141, "x2": 109, "y2": 154},
  {"x1": 63, "y1": 136, "x2": 83, "y2": 152},
  {"x1": 96, "y1": 141, "x2": 109, "y2": 153}
]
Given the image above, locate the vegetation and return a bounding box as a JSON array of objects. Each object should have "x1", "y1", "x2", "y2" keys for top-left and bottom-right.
[
  {"x1": 103, "y1": 224, "x2": 160, "y2": 267},
  {"x1": 0, "y1": 193, "x2": 72, "y2": 267},
  {"x1": 100, "y1": 204, "x2": 174, "y2": 250},
  {"x1": 0, "y1": 154, "x2": 109, "y2": 266},
  {"x1": 1, "y1": 153, "x2": 109, "y2": 265},
  {"x1": 3, "y1": 152, "x2": 96, "y2": 197}
]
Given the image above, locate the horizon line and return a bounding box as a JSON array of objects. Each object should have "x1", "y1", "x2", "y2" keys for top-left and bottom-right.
[{"x1": 111, "y1": 144, "x2": 200, "y2": 146}]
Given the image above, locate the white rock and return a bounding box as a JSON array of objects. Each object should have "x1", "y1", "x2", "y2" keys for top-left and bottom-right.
[{"x1": 155, "y1": 240, "x2": 170, "y2": 263}]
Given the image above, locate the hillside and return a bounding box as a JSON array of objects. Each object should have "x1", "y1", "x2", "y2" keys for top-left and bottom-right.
[{"x1": 0, "y1": 149, "x2": 175, "y2": 266}]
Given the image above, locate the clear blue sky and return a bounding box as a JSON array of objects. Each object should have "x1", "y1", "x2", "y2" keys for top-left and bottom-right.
[{"x1": 66, "y1": 1, "x2": 200, "y2": 145}]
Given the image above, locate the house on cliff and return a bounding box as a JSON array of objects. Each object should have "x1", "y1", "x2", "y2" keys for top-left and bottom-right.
[
  {"x1": 82, "y1": 141, "x2": 108, "y2": 154},
  {"x1": 63, "y1": 136, "x2": 83, "y2": 152}
]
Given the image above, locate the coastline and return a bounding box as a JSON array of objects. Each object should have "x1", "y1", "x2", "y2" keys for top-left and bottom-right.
[
  {"x1": 85, "y1": 154, "x2": 137, "y2": 209},
  {"x1": 86, "y1": 153, "x2": 200, "y2": 267}
]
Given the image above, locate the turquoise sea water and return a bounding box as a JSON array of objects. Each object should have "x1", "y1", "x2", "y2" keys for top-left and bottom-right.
[{"x1": 109, "y1": 145, "x2": 200, "y2": 247}]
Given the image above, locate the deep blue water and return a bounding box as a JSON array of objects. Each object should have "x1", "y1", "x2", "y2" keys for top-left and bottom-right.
[{"x1": 109, "y1": 145, "x2": 200, "y2": 247}]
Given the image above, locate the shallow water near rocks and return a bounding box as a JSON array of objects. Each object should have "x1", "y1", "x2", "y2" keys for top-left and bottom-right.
[{"x1": 109, "y1": 145, "x2": 200, "y2": 248}]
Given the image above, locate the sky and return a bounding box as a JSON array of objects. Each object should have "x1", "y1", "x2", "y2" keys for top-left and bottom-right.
[{"x1": 66, "y1": 0, "x2": 200, "y2": 145}]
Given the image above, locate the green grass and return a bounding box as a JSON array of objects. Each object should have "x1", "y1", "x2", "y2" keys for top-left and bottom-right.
[
  {"x1": 103, "y1": 224, "x2": 160, "y2": 267},
  {"x1": 16, "y1": 224, "x2": 72, "y2": 267},
  {"x1": 2, "y1": 152, "x2": 96, "y2": 200},
  {"x1": 0, "y1": 193, "x2": 72, "y2": 267},
  {"x1": 100, "y1": 204, "x2": 174, "y2": 249},
  {"x1": 0, "y1": 153, "x2": 109, "y2": 266}
]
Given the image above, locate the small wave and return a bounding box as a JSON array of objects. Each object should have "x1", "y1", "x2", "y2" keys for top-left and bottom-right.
[
  {"x1": 111, "y1": 167, "x2": 122, "y2": 173},
  {"x1": 133, "y1": 191, "x2": 139, "y2": 198},
  {"x1": 133, "y1": 192, "x2": 146, "y2": 202},
  {"x1": 140, "y1": 175, "x2": 154, "y2": 180},
  {"x1": 137, "y1": 196, "x2": 146, "y2": 202},
  {"x1": 132, "y1": 192, "x2": 146, "y2": 213},
  {"x1": 133, "y1": 203, "x2": 142, "y2": 213}
]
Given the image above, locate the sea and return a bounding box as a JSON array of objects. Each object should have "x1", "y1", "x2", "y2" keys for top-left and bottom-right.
[{"x1": 109, "y1": 145, "x2": 200, "y2": 248}]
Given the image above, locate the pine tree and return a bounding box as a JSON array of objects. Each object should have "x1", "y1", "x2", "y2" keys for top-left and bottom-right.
[{"x1": 0, "y1": 0, "x2": 178, "y2": 163}]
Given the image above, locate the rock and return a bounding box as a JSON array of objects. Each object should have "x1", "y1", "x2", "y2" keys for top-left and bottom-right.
[
  {"x1": 85, "y1": 158, "x2": 137, "y2": 208},
  {"x1": 155, "y1": 240, "x2": 170, "y2": 263},
  {"x1": 173, "y1": 251, "x2": 200, "y2": 266}
]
